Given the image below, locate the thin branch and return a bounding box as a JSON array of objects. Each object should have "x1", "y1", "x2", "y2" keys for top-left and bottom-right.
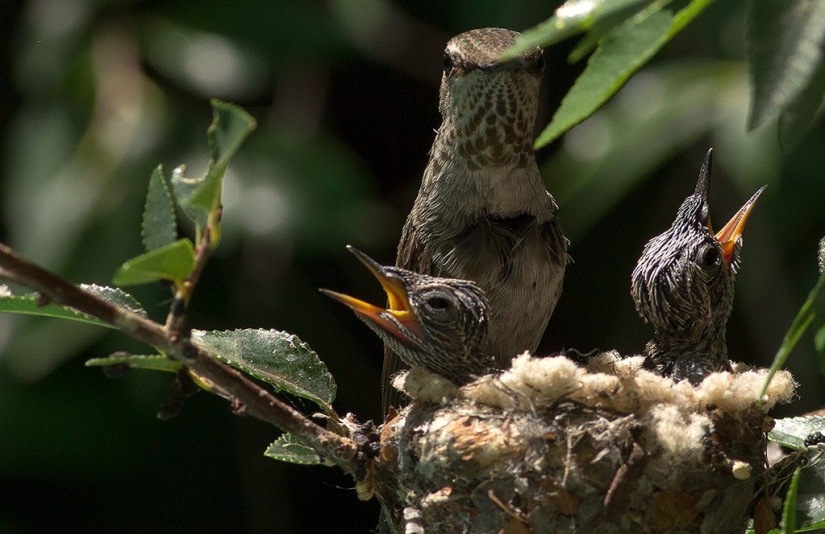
[
  {"x1": 0, "y1": 241, "x2": 360, "y2": 476},
  {"x1": 164, "y1": 207, "x2": 222, "y2": 331}
]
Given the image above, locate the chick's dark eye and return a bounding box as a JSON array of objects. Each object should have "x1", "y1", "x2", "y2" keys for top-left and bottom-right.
[
  {"x1": 427, "y1": 296, "x2": 450, "y2": 310},
  {"x1": 443, "y1": 53, "x2": 454, "y2": 76},
  {"x1": 699, "y1": 245, "x2": 720, "y2": 267}
]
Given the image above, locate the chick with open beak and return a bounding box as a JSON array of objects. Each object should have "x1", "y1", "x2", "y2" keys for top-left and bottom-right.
[
  {"x1": 631, "y1": 149, "x2": 765, "y2": 384},
  {"x1": 322, "y1": 246, "x2": 493, "y2": 386}
]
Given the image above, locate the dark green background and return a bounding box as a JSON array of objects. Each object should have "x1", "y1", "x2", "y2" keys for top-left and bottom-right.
[{"x1": 0, "y1": 1, "x2": 823, "y2": 532}]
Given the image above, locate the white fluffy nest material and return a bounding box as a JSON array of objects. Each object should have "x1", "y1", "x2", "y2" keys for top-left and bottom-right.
[{"x1": 399, "y1": 351, "x2": 796, "y2": 417}]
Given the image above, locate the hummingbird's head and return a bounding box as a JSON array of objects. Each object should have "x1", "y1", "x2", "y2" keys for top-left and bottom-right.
[
  {"x1": 321, "y1": 246, "x2": 492, "y2": 384},
  {"x1": 631, "y1": 149, "x2": 765, "y2": 346},
  {"x1": 438, "y1": 28, "x2": 544, "y2": 170}
]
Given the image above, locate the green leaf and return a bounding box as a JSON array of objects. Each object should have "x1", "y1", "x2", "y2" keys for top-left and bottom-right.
[
  {"x1": 769, "y1": 416, "x2": 825, "y2": 450},
  {"x1": 191, "y1": 329, "x2": 336, "y2": 411},
  {"x1": 188, "y1": 100, "x2": 257, "y2": 214},
  {"x1": 505, "y1": 0, "x2": 664, "y2": 57},
  {"x1": 760, "y1": 273, "x2": 825, "y2": 401},
  {"x1": 142, "y1": 165, "x2": 177, "y2": 251},
  {"x1": 170, "y1": 165, "x2": 207, "y2": 232},
  {"x1": 543, "y1": 61, "x2": 734, "y2": 242},
  {"x1": 86, "y1": 354, "x2": 182, "y2": 373},
  {"x1": 0, "y1": 284, "x2": 145, "y2": 329},
  {"x1": 169, "y1": 101, "x2": 255, "y2": 247},
  {"x1": 0, "y1": 290, "x2": 110, "y2": 328},
  {"x1": 746, "y1": 0, "x2": 825, "y2": 130},
  {"x1": 793, "y1": 449, "x2": 825, "y2": 528},
  {"x1": 783, "y1": 467, "x2": 802, "y2": 533},
  {"x1": 778, "y1": 56, "x2": 825, "y2": 150},
  {"x1": 264, "y1": 434, "x2": 321, "y2": 465},
  {"x1": 112, "y1": 238, "x2": 195, "y2": 286},
  {"x1": 80, "y1": 284, "x2": 148, "y2": 317},
  {"x1": 535, "y1": 0, "x2": 714, "y2": 148}
]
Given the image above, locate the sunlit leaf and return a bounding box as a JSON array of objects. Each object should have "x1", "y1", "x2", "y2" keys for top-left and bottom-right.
[
  {"x1": 0, "y1": 284, "x2": 145, "y2": 329},
  {"x1": 505, "y1": 0, "x2": 663, "y2": 57},
  {"x1": 191, "y1": 329, "x2": 336, "y2": 411},
  {"x1": 142, "y1": 165, "x2": 177, "y2": 251},
  {"x1": 746, "y1": 0, "x2": 825, "y2": 130},
  {"x1": 80, "y1": 284, "x2": 148, "y2": 317},
  {"x1": 760, "y1": 273, "x2": 825, "y2": 401},
  {"x1": 112, "y1": 238, "x2": 195, "y2": 286},
  {"x1": 0, "y1": 291, "x2": 109, "y2": 328},
  {"x1": 86, "y1": 353, "x2": 181, "y2": 373},
  {"x1": 535, "y1": 0, "x2": 713, "y2": 147},
  {"x1": 769, "y1": 416, "x2": 825, "y2": 450},
  {"x1": 264, "y1": 433, "x2": 321, "y2": 465}
]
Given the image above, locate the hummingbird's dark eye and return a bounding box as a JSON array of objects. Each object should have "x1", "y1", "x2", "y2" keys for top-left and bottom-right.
[
  {"x1": 698, "y1": 244, "x2": 721, "y2": 268},
  {"x1": 533, "y1": 54, "x2": 546, "y2": 73},
  {"x1": 443, "y1": 53, "x2": 454, "y2": 76}
]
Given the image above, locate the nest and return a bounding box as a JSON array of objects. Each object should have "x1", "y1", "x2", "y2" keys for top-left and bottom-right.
[{"x1": 371, "y1": 353, "x2": 796, "y2": 534}]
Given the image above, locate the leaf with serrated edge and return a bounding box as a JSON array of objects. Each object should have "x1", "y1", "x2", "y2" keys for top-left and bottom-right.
[
  {"x1": 504, "y1": 0, "x2": 662, "y2": 57},
  {"x1": 264, "y1": 434, "x2": 320, "y2": 465},
  {"x1": 191, "y1": 329, "x2": 336, "y2": 410},
  {"x1": 535, "y1": 0, "x2": 713, "y2": 148},
  {"x1": 142, "y1": 165, "x2": 177, "y2": 251},
  {"x1": 112, "y1": 238, "x2": 195, "y2": 286},
  {"x1": 747, "y1": 0, "x2": 825, "y2": 129},
  {"x1": 80, "y1": 284, "x2": 148, "y2": 317},
  {"x1": 86, "y1": 354, "x2": 182, "y2": 373}
]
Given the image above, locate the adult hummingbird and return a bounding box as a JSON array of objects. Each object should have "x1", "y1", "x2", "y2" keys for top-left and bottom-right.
[{"x1": 386, "y1": 27, "x2": 568, "y2": 412}]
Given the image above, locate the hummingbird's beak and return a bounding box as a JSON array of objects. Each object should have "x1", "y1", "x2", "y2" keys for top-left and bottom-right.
[
  {"x1": 320, "y1": 246, "x2": 421, "y2": 344},
  {"x1": 714, "y1": 186, "x2": 766, "y2": 266},
  {"x1": 483, "y1": 56, "x2": 528, "y2": 72}
]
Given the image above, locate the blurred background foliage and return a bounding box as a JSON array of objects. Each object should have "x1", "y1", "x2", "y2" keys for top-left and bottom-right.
[{"x1": 0, "y1": 0, "x2": 823, "y2": 532}]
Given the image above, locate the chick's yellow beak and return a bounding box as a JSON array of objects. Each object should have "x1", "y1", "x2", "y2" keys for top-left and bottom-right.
[
  {"x1": 714, "y1": 186, "x2": 766, "y2": 266},
  {"x1": 320, "y1": 246, "x2": 421, "y2": 343}
]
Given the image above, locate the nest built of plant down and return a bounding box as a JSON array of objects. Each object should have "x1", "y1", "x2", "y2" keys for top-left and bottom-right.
[{"x1": 368, "y1": 353, "x2": 795, "y2": 534}]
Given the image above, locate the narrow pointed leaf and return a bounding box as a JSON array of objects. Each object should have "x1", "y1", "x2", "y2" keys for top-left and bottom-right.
[
  {"x1": 535, "y1": 0, "x2": 713, "y2": 148},
  {"x1": 505, "y1": 0, "x2": 663, "y2": 57},
  {"x1": 191, "y1": 329, "x2": 336, "y2": 410},
  {"x1": 142, "y1": 165, "x2": 177, "y2": 251},
  {"x1": 112, "y1": 238, "x2": 195, "y2": 286},
  {"x1": 746, "y1": 0, "x2": 825, "y2": 130},
  {"x1": 760, "y1": 273, "x2": 825, "y2": 401},
  {"x1": 784, "y1": 467, "x2": 802, "y2": 533},
  {"x1": 264, "y1": 434, "x2": 321, "y2": 465},
  {"x1": 86, "y1": 354, "x2": 182, "y2": 373}
]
